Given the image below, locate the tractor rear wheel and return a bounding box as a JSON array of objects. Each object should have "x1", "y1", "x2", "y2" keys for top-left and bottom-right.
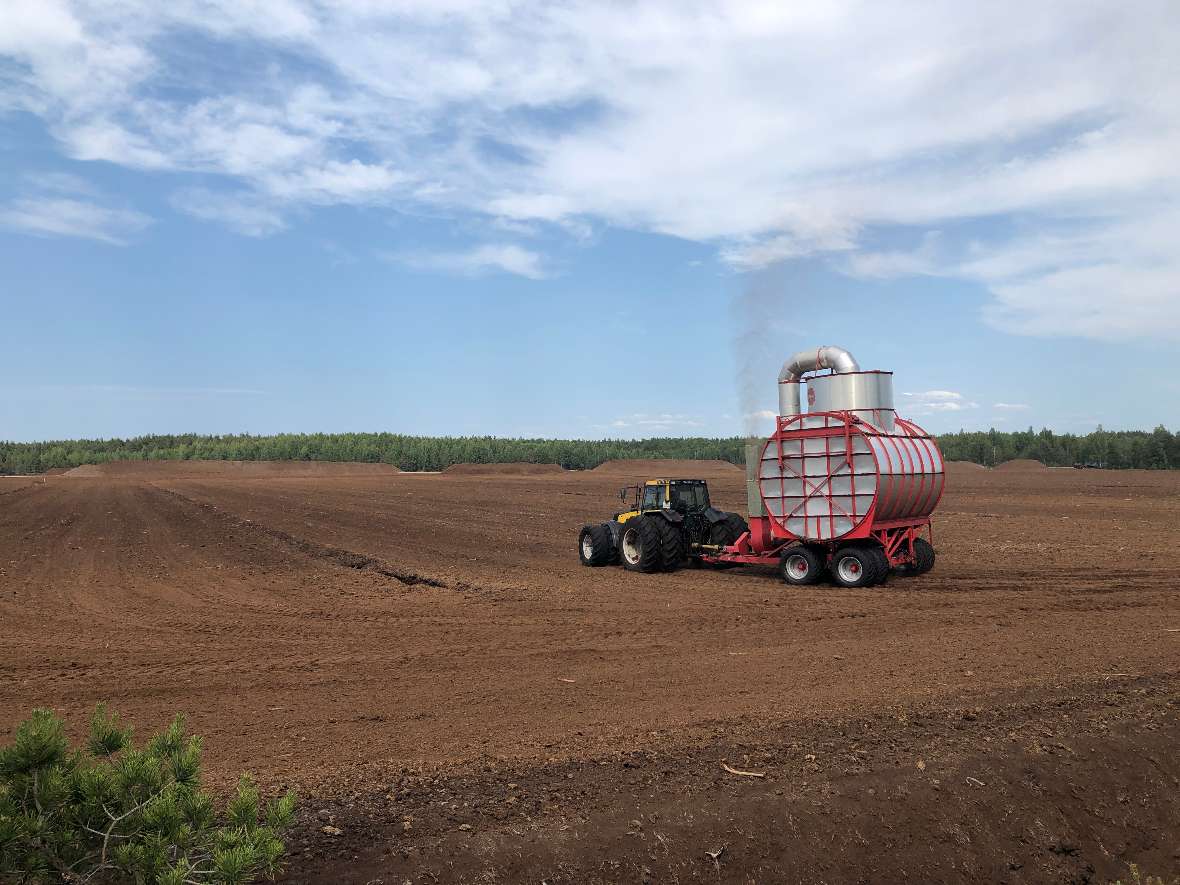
[
  {"x1": 578, "y1": 523, "x2": 616, "y2": 567},
  {"x1": 779, "y1": 545, "x2": 823, "y2": 585},
  {"x1": 869, "y1": 546, "x2": 890, "y2": 584},
  {"x1": 831, "y1": 545, "x2": 877, "y2": 588},
  {"x1": 620, "y1": 516, "x2": 664, "y2": 573},
  {"x1": 653, "y1": 517, "x2": 685, "y2": 571},
  {"x1": 709, "y1": 512, "x2": 749, "y2": 547}
]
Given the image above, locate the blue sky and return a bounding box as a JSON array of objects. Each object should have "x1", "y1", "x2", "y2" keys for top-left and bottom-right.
[{"x1": 2, "y1": 1, "x2": 1178, "y2": 443}]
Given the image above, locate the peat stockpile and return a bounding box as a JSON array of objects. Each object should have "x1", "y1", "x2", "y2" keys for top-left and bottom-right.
[{"x1": 441, "y1": 463, "x2": 565, "y2": 476}]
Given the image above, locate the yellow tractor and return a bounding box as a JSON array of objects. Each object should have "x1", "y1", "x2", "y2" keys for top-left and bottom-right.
[{"x1": 578, "y1": 479, "x2": 748, "y2": 572}]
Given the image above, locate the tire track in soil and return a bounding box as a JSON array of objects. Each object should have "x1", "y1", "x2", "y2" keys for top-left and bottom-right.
[{"x1": 155, "y1": 486, "x2": 448, "y2": 589}]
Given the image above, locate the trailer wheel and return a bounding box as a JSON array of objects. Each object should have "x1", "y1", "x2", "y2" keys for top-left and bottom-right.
[
  {"x1": 831, "y1": 546, "x2": 877, "y2": 588},
  {"x1": 779, "y1": 545, "x2": 823, "y2": 585},
  {"x1": 653, "y1": 517, "x2": 685, "y2": 572},
  {"x1": 620, "y1": 516, "x2": 664, "y2": 573},
  {"x1": 869, "y1": 546, "x2": 890, "y2": 584},
  {"x1": 578, "y1": 523, "x2": 616, "y2": 567},
  {"x1": 896, "y1": 538, "x2": 935, "y2": 577},
  {"x1": 912, "y1": 538, "x2": 935, "y2": 575}
]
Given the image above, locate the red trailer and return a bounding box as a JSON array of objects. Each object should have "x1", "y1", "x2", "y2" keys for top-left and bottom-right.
[{"x1": 700, "y1": 346, "x2": 945, "y2": 587}]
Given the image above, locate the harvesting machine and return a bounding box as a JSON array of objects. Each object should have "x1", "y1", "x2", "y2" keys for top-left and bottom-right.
[{"x1": 577, "y1": 345, "x2": 945, "y2": 587}]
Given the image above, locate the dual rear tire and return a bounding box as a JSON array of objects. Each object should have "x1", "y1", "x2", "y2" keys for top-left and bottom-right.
[
  {"x1": 708, "y1": 512, "x2": 749, "y2": 547},
  {"x1": 620, "y1": 515, "x2": 684, "y2": 573}
]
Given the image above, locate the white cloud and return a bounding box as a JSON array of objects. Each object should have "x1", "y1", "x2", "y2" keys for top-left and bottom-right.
[
  {"x1": 2, "y1": 1, "x2": 1179, "y2": 334},
  {"x1": 901, "y1": 390, "x2": 980, "y2": 415},
  {"x1": 388, "y1": 244, "x2": 548, "y2": 280},
  {"x1": 994, "y1": 402, "x2": 1031, "y2": 410}
]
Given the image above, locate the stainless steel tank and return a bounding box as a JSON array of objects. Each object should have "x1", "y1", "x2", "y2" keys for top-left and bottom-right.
[{"x1": 807, "y1": 370, "x2": 895, "y2": 432}]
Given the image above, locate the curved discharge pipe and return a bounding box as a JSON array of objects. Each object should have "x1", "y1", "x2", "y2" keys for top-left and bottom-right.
[{"x1": 777, "y1": 345, "x2": 860, "y2": 416}]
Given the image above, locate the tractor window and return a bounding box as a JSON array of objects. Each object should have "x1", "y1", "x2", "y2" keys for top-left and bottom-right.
[
  {"x1": 671, "y1": 483, "x2": 709, "y2": 511},
  {"x1": 641, "y1": 485, "x2": 663, "y2": 509}
]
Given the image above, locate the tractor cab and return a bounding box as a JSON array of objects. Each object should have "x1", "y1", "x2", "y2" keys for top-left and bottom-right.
[{"x1": 615, "y1": 479, "x2": 711, "y2": 521}]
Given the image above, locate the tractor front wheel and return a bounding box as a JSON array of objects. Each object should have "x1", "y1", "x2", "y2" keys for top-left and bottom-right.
[{"x1": 620, "y1": 516, "x2": 664, "y2": 573}]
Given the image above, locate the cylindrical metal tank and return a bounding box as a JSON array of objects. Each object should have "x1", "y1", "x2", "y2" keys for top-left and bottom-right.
[
  {"x1": 756, "y1": 413, "x2": 943, "y2": 541},
  {"x1": 806, "y1": 371, "x2": 895, "y2": 432}
]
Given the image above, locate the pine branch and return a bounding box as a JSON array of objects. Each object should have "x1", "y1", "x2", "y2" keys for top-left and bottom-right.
[{"x1": 101, "y1": 787, "x2": 168, "y2": 863}]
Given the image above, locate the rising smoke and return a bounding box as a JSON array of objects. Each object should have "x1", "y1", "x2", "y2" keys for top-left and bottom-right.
[{"x1": 730, "y1": 264, "x2": 808, "y2": 438}]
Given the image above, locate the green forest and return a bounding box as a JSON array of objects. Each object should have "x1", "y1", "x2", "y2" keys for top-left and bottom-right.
[{"x1": 2, "y1": 426, "x2": 1178, "y2": 474}]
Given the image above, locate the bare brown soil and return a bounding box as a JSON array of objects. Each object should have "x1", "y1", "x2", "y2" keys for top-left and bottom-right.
[
  {"x1": 2, "y1": 463, "x2": 1179, "y2": 882},
  {"x1": 64, "y1": 459, "x2": 399, "y2": 478},
  {"x1": 0, "y1": 476, "x2": 46, "y2": 491},
  {"x1": 441, "y1": 462, "x2": 565, "y2": 475}
]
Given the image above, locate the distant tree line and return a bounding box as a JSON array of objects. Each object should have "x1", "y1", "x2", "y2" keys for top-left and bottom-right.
[
  {"x1": 1, "y1": 426, "x2": 1177, "y2": 474},
  {"x1": 936, "y1": 425, "x2": 1179, "y2": 470},
  {"x1": 0, "y1": 433, "x2": 746, "y2": 474}
]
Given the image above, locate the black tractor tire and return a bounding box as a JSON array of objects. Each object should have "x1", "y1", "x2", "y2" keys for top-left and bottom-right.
[
  {"x1": 620, "y1": 516, "x2": 664, "y2": 573},
  {"x1": 779, "y1": 545, "x2": 824, "y2": 585},
  {"x1": 577, "y1": 523, "x2": 616, "y2": 567},
  {"x1": 869, "y1": 546, "x2": 890, "y2": 584},
  {"x1": 896, "y1": 537, "x2": 936, "y2": 577},
  {"x1": 912, "y1": 538, "x2": 935, "y2": 575},
  {"x1": 652, "y1": 517, "x2": 686, "y2": 572},
  {"x1": 830, "y1": 545, "x2": 879, "y2": 588},
  {"x1": 709, "y1": 512, "x2": 749, "y2": 547}
]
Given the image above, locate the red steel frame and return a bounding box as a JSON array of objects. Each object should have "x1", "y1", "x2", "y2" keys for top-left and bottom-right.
[{"x1": 699, "y1": 409, "x2": 941, "y2": 570}]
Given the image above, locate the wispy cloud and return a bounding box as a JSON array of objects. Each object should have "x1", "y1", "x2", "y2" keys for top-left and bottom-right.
[
  {"x1": 902, "y1": 390, "x2": 980, "y2": 415},
  {"x1": 0, "y1": 170, "x2": 151, "y2": 244},
  {"x1": 171, "y1": 188, "x2": 287, "y2": 237},
  {"x1": 386, "y1": 244, "x2": 549, "y2": 280},
  {"x1": 0, "y1": 197, "x2": 150, "y2": 244},
  {"x1": 994, "y1": 402, "x2": 1031, "y2": 410},
  {"x1": 600, "y1": 413, "x2": 706, "y2": 431}
]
